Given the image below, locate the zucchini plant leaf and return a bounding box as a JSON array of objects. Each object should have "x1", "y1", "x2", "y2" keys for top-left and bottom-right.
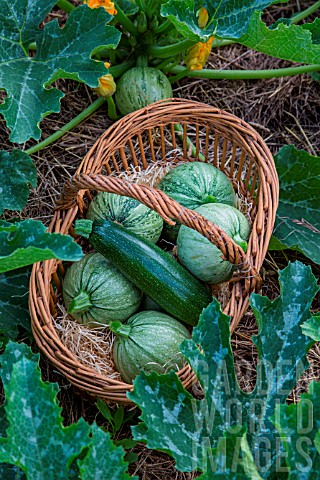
[
  {"x1": 129, "y1": 261, "x2": 318, "y2": 476},
  {"x1": 0, "y1": 341, "x2": 38, "y2": 389},
  {"x1": 0, "y1": 342, "x2": 91, "y2": 479},
  {"x1": 0, "y1": 406, "x2": 26, "y2": 480},
  {"x1": 0, "y1": 150, "x2": 37, "y2": 214},
  {"x1": 0, "y1": 219, "x2": 83, "y2": 273},
  {"x1": 0, "y1": 342, "x2": 134, "y2": 480},
  {"x1": 239, "y1": 15, "x2": 320, "y2": 64},
  {"x1": 269, "y1": 146, "x2": 320, "y2": 264},
  {"x1": 77, "y1": 423, "x2": 138, "y2": 480},
  {"x1": 301, "y1": 316, "x2": 320, "y2": 342},
  {"x1": 197, "y1": 426, "x2": 263, "y2": 479},
  {"x1": 0, "y1": 2, "x2": 121, "y2": 143},
  {"x1": 0, "y1": 267, "x2": 31, "y2": 340},
  {"x1": 272, "y1": 381, "x2": 320, "y2": 479},
  {"x1": 161, "y1": 0, "x2": 275, "y2": 41}
]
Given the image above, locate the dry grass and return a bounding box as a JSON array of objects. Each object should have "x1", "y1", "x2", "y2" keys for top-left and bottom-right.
[{"x1": 1, "y1": 1, "x2": 320, "y2": 477}]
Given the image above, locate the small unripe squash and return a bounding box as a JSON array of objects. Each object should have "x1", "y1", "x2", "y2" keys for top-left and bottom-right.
[
  {"x1": 177, "y1": 203, "x2": 250, "y2": 284},
  {"x1": 115, "y1": 67, "x2": 173, "y2": 116},
  {"x1": 87, "y1": 192, "x2": 163, "y2": 244},
  {"x1": 110, "y1": 311, "x2": 190, "y2": 383},
  {"x1": 63, "y1": 253, "x2": 142, "y2": 326}
]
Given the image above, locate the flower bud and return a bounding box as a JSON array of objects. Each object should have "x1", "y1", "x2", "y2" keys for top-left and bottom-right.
[
  {"x1": 95, "y1": 62, "x2": 117, "y2": 97},
  {"x1": 197, "y1": 7, "x2": 209, "y2": 28}
]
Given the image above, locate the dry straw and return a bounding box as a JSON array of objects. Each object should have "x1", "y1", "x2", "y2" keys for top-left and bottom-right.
[{"x1": 30, "y1": 98, "x2": 279, "y2": 403}]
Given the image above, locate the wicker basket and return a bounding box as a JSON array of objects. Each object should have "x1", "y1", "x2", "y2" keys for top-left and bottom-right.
[{"x1": 30, "y1": 99, "x2": 279, "y2": 404}]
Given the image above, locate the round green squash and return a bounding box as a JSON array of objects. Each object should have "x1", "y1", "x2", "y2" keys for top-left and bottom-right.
[
  {"x1": 115, "y1": 67, "x2": 173, "y2": 116},
  {"x1": 86, "y1": 192, "x2": 163, "y2": 244},
  {"x1": 110, "y1": 311, "x2": 190, "y2": 383},
  {"x1": 177, "y1": 203, "x2": 250, "y2": 284},
  {"x1": 157, "y1": 162, "x2": 237, "y2": 242},
  {"x1": 63, "y1": 253, "x2": 142, "y2": 326}
]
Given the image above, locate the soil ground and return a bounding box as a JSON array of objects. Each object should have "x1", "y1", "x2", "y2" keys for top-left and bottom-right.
[{"x1": 1, "y1": 1, "x2": 320, "y2": 478}]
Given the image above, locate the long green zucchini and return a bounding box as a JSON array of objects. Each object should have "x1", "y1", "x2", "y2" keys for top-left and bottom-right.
[{"x1": 87, "y1": 219, "x2": 212, "y2": 326}]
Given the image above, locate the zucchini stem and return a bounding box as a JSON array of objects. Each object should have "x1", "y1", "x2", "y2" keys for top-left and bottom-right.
[
  {"x1": 167, "y1": 64, "x2": 320, "y2": 80},
  {"x1": 174, "y1": 124, "x2": 205, "y2": 161},
  {"x1": 109, "y1": 321, "x2": 132, "y2": 338},
  {"x1": 147, "y1": 39, "x2": 195, "y2": 58},
  {"x1": 56, "y1": 0, "x2": 75, "y2": 13},
  {"x1": 25, "y1": 97, "x2": 107, "y2": 155},
  {"x1": 153, "y1": 19, "x2": 174, "y2": 35},
  {"x1": 107, "y1": 96, "x2": 119, "y2": 120},
  {"x1": 68, "y1": 291, "x2": 93, "y2": 314},
  {"x1": 114, "y1": 2, "x2": 139, "y2": 36},
  {"x1": 291, "y1": 1, "x2": 320, "y2": 23}
]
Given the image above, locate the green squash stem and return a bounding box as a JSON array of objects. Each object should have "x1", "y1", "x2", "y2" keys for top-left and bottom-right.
[
  {"x1": 202, "y1": 194, "x2": 217, "y2": 203},
  {"x1": 233, "y1": 235, "x2": 248, "y2": 252},
  {"x1": 109, "y1": 321, "x2": 132, "y2": 338},
  {"x1": 68, "y1": 291, "x2": 93, "y2": 314}
]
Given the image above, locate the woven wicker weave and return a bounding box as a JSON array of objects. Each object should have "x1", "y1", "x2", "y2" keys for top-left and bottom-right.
[{"x1": 30, "y1": 99, "x2": 279, "y2": 404}]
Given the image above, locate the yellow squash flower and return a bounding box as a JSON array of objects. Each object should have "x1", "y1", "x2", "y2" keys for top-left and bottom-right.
[
  {"x1": 197, "y1": 7, "x2": 209, "y2": 29},
  {"x1": 95, "y1": 62, "x2": 117, "y2": 97},
  {"x1": 185, "y1": 36, "x2": 214, "y2": 71},
  {"x1": 84, "y1": 0, "x2": 117, "y2": 15}
]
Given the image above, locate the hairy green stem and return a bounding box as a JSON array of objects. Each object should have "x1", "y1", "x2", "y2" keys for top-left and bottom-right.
[
  {"x1": 56, "y1": 0, "x2": 75, "y2": 14},
  {"x1": 291, "y1": 1, "x2": 320, "y2": 23},
  {"x1": 114, "y1": 2, "x2": 138, "y2": 36},
  {"x1": 147, "y1": 39, "x2": 195, "y2": 58},
  {"x1": 167, "y1": 64, "x2": 320, "y2": 80},
  {"x1": 25, "y1": 97, "x2": 107, "y2": 155}
]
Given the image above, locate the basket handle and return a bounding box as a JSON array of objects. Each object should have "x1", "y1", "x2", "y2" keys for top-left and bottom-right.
[{"x1": 55, "y1": 173, "x2": 260, "y2": 287}]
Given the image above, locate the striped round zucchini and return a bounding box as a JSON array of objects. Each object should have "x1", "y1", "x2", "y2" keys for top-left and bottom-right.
[
  {"x1": 115, "y1": 67, "x2": 173, "y2": 116},
  {"x1": 110, "y1": 311, "x2": 191, "y2": 383},
  {"x1": 87, "y1": 192, "x2": 163, "y2": 244}
]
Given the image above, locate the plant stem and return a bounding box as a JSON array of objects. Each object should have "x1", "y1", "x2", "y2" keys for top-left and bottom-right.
[
  {"x1": 135, "y1": 0, "x2": 145, "y2": 11},
  {"x1": 174, "y1": 124, "x2": 205, "y2": 161},
  {"x1": 109, "y1": 59, "x2": 135, "y2": 77},
  {"x1": 167, "y1": 64, "x2": 320, "y2": 80},
  {"x1": 147, "y1": 39, "x2": 195, "y2": 58},
  {"x1": 291, "y1": 1, "x2": 320, "y2": 24},
  {"x1": 68, "y1": 291, "x2": 93, "y2": 314},
  {"x1": 107, "y1": 96, "x2": 119, "y2": 120},
  {"x1": 211, "y1": 38, "x2": 235, "y2": 48},
  {"x1": 151, "y1": 57, "x2": 176, "y2": 71},
  {"x1": 25, "y1": 97, "x2": 107, "y2": 155},
  {"x1": 56, "y1": 0, "x2": 75, "y2": 13},
  {"x1": 153, "y1": 19, "x2": 173, "y2": 34},
  {"x1": 114, "y1": 2, "x2": 138, "y2": 36},
  {"x1": 169, "y1": 69, "x2": 190, "y2": 84}
]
